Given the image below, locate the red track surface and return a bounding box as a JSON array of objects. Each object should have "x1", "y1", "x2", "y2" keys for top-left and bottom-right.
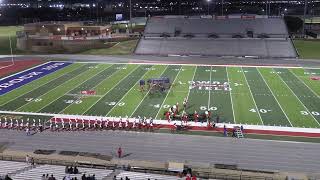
[{"x1": 0, "y1": 59, "x2": 43, "y2": 78}]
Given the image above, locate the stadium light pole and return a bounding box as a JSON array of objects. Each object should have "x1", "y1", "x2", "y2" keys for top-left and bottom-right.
[
  {"x1": 221, "y1": 0, "x2": 224, "y2": 16},
  {"x1": 129, "y1": 0, "x2": 132, "y2": 33},
  {"x1": 302, "y1": 0, "x2": 308, "y2": 38},
  {"x1": 207, "y1": 0, "x2": 211, "y2": 15}
]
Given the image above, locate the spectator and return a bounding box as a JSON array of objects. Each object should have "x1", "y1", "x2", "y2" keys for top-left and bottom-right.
[
  {"x1": 41, "y1": 174, "x2": 46, "y2": 180},
  {"x1": 4, "y1": 175, "x2": 12, "y2": 180},
  {"x1": 113, "y1": 175, "x2": 117, "y2": 180},
  {"x1": 25, "y1": 155, "x2": 29, "y2": 165},
  {"x1": 68, "y1": 166, "x2": 73, "y2": 174},
  {"x1": 223, "y1": 125, "x2": 227, "y2": 137},
  {"x1": 81, "y1": 174, "x2": 86, "y2": 180},
  {"x1": 30, "y1": 157, "x2": 35, "y2": 166},
  {"x1": 191, "y1": 175, "x2": 197, "y2": 180},
  {"x1": 118, "y1": 146, "x2": 122, "y2": 158},
  {"x1": 48, "y1": 174, "x2": 56, "y2": 180},
  {"x1": 125, "y1": 176, "x2": 130, "y2": 180},
  {"x1": 73, "y1": 166, "x2": 79, "y2": 174}
]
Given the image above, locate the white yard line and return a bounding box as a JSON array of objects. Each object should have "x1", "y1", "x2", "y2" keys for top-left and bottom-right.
[
  {"x1": 241, "y1": 67, "x2": 264, "y2": 125},
  {"x1": 128, "y1": 66, "x2": 169, "y2": 118},
  {"x1": 0, "y1": 63, "x2": 83, "y2": 107},
  {"x1": 15, "y1": 64, "x2": 91, "y2": 112},
  {"x1": 185, "y1": 66, "x2": 197, "y2": 110},
  {"x1": 257, "y1": 68, "x2": 293, "y2": 127},
  {"x1": 37, "y1": 65, "x2": 110, "y2": 113},
  {"x1": 81, "y1": 65, "x2": 140, "y2": 115},
  {"x1": 155, "y1": 66, "x2": 183, "y2": 119},
  {"x1": 290, "y1": 69, "x2": 320, "y2": 98},
  {"x1": 275, "y1": 69, "x2": 320, "y2": 126},
  {"x1": 59, "y1": 65, "x2": 124, "y2": 114},
  {"x1": 207, "y1": 66, "x2": 212, "y2": 110},
  {"x1": 226, "y1": 67, "x2": 236, "y2": 124}
]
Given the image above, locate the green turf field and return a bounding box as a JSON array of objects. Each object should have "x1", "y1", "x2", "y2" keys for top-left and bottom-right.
[
  {"x1": 293, "y1": 39, "x2": 320, "y2": 59},
  {"x1": 0, "y1": 26, "x2": 22, "y2": 54},
  {"x1": 0, "y1": 62, "x2": 320, "y2": 128}
]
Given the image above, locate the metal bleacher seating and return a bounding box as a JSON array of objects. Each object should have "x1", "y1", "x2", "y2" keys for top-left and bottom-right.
[
  {"x1": 116, "y1": 170, "x2": 184, "y2": 180},
  {"x1": 0, "y1": 160, "x2": 32, "y2": 177},
  {"x1": 10, "y1": 164, "x2": 113, "y2": 180},
  {"x1": 135, "y1": 16, "x2": 297, "y2": 58}
]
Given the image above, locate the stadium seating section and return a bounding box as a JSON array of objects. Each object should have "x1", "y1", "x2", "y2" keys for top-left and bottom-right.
[
  {"x1": 0, "y1": 160, "x2": 190, "y2": 180},
  {"x1": 135, "y1": 16, "x2": 297, "y2": 58}
]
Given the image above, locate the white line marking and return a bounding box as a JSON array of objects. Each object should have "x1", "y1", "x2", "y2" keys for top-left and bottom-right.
[
  {"x1": 207, "y1": 66, "x2": 212, "y2": 110},
  {"x1": 155, "y1": 66, "x2": 183, "y2": 119},
  {"x1": 241, "y1": 67, "x2": 264, "y2": 125},
  {"x1": 257, "y1": 68, "x2": 293, "y2": 127},
  {"x1": 38, "y1": 64, "x2": 110, "y2": 113},
  {"x1": 275, "y1": 68, "x2": 320, "y2": 127},
  {"x1": 186, "y1": 66, "x2": 197, "y2": 112},
  {"x1": 0, "y1": 63, "x2": 82, "y2": 107},
  {"x1": 82, "y1": 65, "x2": 139, "y2": 115},
  {"x1": 226, "y1": 67, "x2": 236, "y2": 124},
  {"x1": 16, "y1": 64, "x2": 90, "y2": 111},
  {"x1": 129, "y1": 66, "x2": 168, "y2": 118},
  {"x1": 290, "y1": 69, "x2": 320, "y2": 98},
  {"x1": 60, "y1": 65, "x2": 124, "y2": 113}
]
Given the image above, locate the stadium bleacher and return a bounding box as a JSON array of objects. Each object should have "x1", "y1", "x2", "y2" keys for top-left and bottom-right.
[
  {"x1": 116, "y1": 171, "x2": 184, "y2": 180},
  {"x1": 0, "y1": 160, "x2": 193, "y2": 180},
  {"x1": 145, "y1": 17, "x2": 288, "y2": 37},
  {"x1": 0, "y1": 160, "x2": 32, "y2": 177},
  {"x1": 0, "y1": 161, "x2": 113, "y2": 180},
  {"x1": 135, "y1": 16, "x2": 298, "y2": 58}
]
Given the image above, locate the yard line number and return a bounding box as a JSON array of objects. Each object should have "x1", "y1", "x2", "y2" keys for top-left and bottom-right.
[
  {"x1": 64, "y1": 100, "x2": 82, "y2": 104},
  {"x1": 301, "y1": 111, "x2": 320, "y2": 116},
  {"x1": 105, "y1": 101, "x2": 125, "y2": 106},
  {"x1": 249, "y1": 108, "x2": 272, "y2": 113},
  {"x1": 25, "y1": 98, "x2": 42, "y2": 102}
]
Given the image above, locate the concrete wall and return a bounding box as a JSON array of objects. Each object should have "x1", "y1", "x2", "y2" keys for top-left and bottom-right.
[{"x1": 17, "y1": 38, "x2": 106, "y2": 53}]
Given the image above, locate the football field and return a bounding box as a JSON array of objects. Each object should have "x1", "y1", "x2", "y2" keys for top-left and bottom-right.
[{"x1": 0, "y1": 62, "x2": 320, "y2": 128}]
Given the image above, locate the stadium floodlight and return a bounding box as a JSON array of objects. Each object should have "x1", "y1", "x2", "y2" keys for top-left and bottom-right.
[{"x1": 206, "y1": 0, "x2": 211, "y2": 15}]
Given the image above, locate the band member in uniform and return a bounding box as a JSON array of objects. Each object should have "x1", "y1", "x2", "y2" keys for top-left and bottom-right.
[
  {"x1": 194, "y1": 111, "x2": 199, "y2": 122},
  {"x1": 149, "y1": 117, "x2": 154, "y2": 131},
  {"x1": 107, "y1": 119, "x2": 111, "y2": 129},
  {"x1": 182, "y1": 111, "x2": 188, "y2": 124},
  {"x1": 125, "y1": 118, "x2": 129, "y2": 129},
  {"x1": 175, "y1": 102, "x2": 179, "y2": 114},
  {"x1": 183, "y1": 97, "x2": 188, "y2": 110},
  {"x1": 132, "y1": 119, "x2": 137, "y2": 129},
  {"x1": 118, "y1": 118, "x2": 123, "y2": 129},
  {"x1": 112, "y1": 120, "x2": 115, "y2": 130},
  {"x1": 165, "y1": 111, "x2": 170, "y2": 122},
  {"x1": 139, "y1": 79, "x2": 145, "y2": 92}
]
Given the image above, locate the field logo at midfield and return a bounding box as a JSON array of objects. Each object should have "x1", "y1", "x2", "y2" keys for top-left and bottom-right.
[
  {"x1": 0, "y1": 61, "x2": 72, "y2": 95},
  {"x1": 187, "y1": 81, "x2": 232, "y2": 91}
]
